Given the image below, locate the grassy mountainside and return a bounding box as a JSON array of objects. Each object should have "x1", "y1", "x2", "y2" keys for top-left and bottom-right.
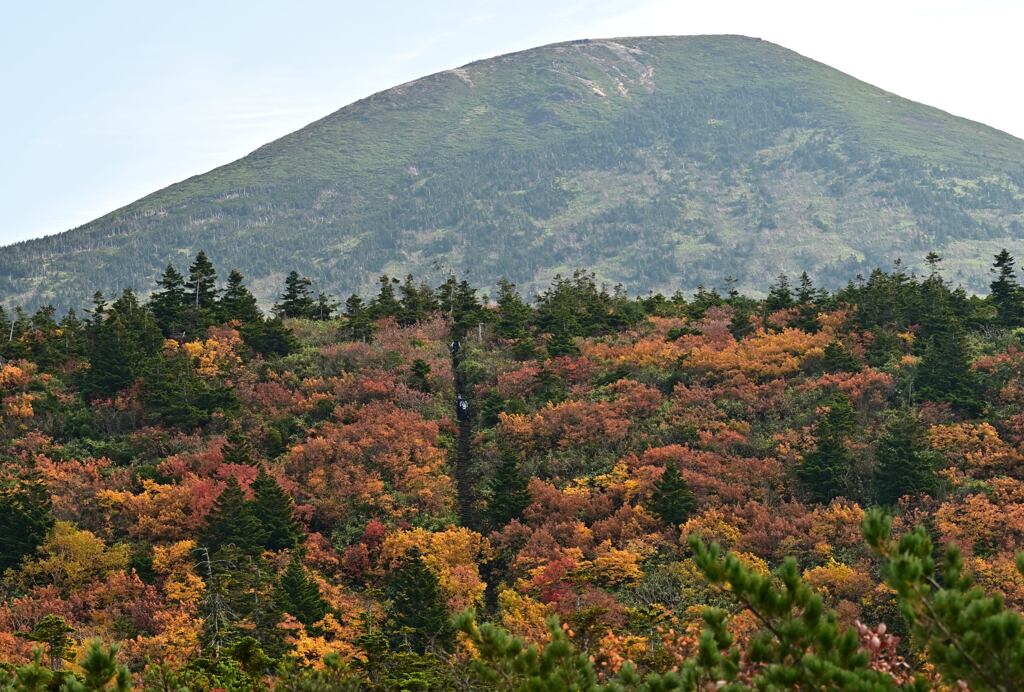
[{"x1": 3, "y1": 34, "x2": 1024, "y2": 310}]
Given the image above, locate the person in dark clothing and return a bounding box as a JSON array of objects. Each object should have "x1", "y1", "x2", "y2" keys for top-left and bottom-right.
[
  {"x1": 455, "y1": 394, "x2": 470, "y2": 422},
  {"x1": 449, "y1": 340, "x2": 461, "y2": 358}
]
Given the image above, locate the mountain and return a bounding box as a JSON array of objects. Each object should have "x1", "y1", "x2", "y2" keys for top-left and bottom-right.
[{"x1": 3, "y1": 35, "x2": 1024, "y2": 311}]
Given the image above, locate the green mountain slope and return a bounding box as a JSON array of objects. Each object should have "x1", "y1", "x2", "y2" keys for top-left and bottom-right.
[{"x1": 3, "y1": 35, "x2": 1024, "y2": 310}]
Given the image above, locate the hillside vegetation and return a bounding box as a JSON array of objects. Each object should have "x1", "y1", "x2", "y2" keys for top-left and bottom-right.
[
  {"x1": 5, "y1": 255, "x2": 1024, "y2": 687},
  {"x1": 2, "y1": 35, "x2": 1024, "y2": 310}
]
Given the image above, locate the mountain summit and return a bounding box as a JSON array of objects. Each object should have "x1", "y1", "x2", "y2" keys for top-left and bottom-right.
[{"x1": 3, "y1": 35, "x2": 1023, "y2": 309}]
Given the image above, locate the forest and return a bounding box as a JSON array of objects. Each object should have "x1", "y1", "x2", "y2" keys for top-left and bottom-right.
[{"x1": 4, "y1": 249, "x2": 1024, "y2": 690}]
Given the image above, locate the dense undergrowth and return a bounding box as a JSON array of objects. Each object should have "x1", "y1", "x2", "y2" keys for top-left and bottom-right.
[{"x1": 4, "y1": 251, "x2": 1024, "y2": 689}]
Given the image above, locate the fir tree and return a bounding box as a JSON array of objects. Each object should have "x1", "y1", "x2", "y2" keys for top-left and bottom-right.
[
  {"x1": 221, "y1": 428, "x2": 255, "y2": 466},
  {"x1": 485, "y1": 450, "x2": 530, "y2": 528},
  {"x1": 990, "y1": 249, "x2": 1024, "y2": 328},
  {"x1": 276, "y1": 557, "x2": 328, "y2": 628},
  {"x1": 342, "y1": 294, "x2": 373, "y2": 341},
  {"x1": 386, "y1": 549, "x2": 453, "y2": 654},
  {"x1": 398, "y1": 275, "x2": 435, "y2": 326},
  {"x1": 185, "y1": 251, "x2": 219, "y2": 310},
  {"x1": 764, "y1": 273, "x2": 795, "y2": 312},
  {"x1": 0, "y1": 475, "x2": 54, "y2": 572},
  {"x1": 202, "y1": 477, "x2": 266, "y2": 555},
  {"x1": 452, "y1": 280, "x2": 485, "y2": 336},
  {"x1": 797, "y1": 396, "x2": 855, "y2": 504},
  {"x1": 274, "y1": 271, "x2": 316, "y2": 319},
  {"x1": 184, "y1": 250, "x2": 219, "y2": 334},
  {"x1": 0, "y1": 305, "x2": 10, "y2": 349},
  {"x1": 82, "y1": 293, "x2": 161, "y2": 399},
  {"x1": 820, "y1": 341, "x2": 861, "y2": 373},
  {"x1": 793, "y1": 272, "x2": 822, "y2": 332},
  {"x1": 727, "y1": 302, "x2": 755, "y2": 340},
  {"x1": 314, "y1": 292, "x2": 339, "y2": 321},
  {"x1": 650, "y1": 462, "x2": 697, "y2": 527},
  {"x1": 142, "y1": 349, "x2": 238, "y2": 429},
  {"x1": 240, "y1": 318, "x2": 296, "y2": 357},
  {"x1": 149, "y1": 263, "x2": 188, "y2": 335},
  {"x1": 408, "y1": 359, "x2": 432, "y2": 393},
  {"x1": 369, "y1": 275, "x2": 401, "y2": 319},
  {"x1": 251, "y1": 466, "x2": 302, "y2": 551},
  {"x1": 219, "y1": 269, "x2": 262, "y2": 324},
  {"x1": 873, "y1": 410, "x2": 940, "y2": 506},
  {"x1": 494, "y1": 278, "x2": 531, "y2": 340},
  {"x1": 916, "y1": 327, "x2": 983, "y2": 414}
]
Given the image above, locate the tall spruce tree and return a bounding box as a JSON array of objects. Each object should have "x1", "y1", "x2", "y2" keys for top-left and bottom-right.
[
  {"x1": 202, "y1": 477, "x2": 266, "y2": 555},
  {"x1": 793, "y1": 272, "x2": 822, "y2": 332},
  {"x1": 184, "y1": 251, "x2": 219, "y2": 334},
  {"x1": 251, "y1": 466, "x2": 301, "y2": 551},
  {"x1": 873, "y1": 410, "x2": 940, "y2": 506},
  {"x1": 219, "y1": 269, "x2": 262, "y2": 324},
  {"x1": 485, "y1": 450, "x2": 530, "y2": 529},
  {"x1": 369, "y1": 275, "x2": 401, "y2": 319},
  {"x1": 764, "y1": 273, "x2": 795, "y2": 312},
  {"x1": 650, "y1": 462, "x2": 697, "y2": 527},
  {"x1": 82, "y1": 290, "x2": 161, "y2": 399},
  {"x1": 494, "y1": 278, "x2": 531, "y2": 340},
  {"x1": 797, "y1": 396, "x2": 855, "y2": 504},
  {"x1": 386, "y1": 550, "x2": 453, "y2": 654},
  {"x1": 989, "y1": 249, "x2": 1024, "y2": 328},
  {"x1": 221, "y1": 428, "x2": 255, "y2": 466},
  {"x1": 397, "y1": 275, "x2": 435, "y2": 326},
  {"x1": 276, "y1": 557, "x2": 328, "y2": 628},
  {"x1": 185, "y1": 251, "x2": 219, "y2": 309},
  {"x1": 149, "y1": 263, "x2": 188, "y2": 335},
  {"x1": 274, "y1": 271, "x2": 316, "y2": 319},
  {"x1": 0, "y1": 474, "x2": 54, "y2": 572},
  {"x1": 342, "y1": 294, "x2": 373, "y2": 342},
  {"x1": 314, "y1": 292, "x2": 339, "y2": 321},
  {"x1": 916, "y1": 327, "x2": 983, "y2": 414}
]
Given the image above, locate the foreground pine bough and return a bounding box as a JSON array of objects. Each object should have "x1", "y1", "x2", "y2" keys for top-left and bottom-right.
[{"x1": 4, "y1": 250, "x2": 1024, "y2": 689}]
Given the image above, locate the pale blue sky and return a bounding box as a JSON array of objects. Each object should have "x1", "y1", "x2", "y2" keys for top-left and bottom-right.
[{"x1": 3, "y1": 0, "x2": 1021, "y2": 245}]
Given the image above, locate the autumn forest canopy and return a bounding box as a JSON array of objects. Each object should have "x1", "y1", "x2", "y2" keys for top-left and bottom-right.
[{"x1": 7, "y1": 250, "x2": 1024, "y2": 689}]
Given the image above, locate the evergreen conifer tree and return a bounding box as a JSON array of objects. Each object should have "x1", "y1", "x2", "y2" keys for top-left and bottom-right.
[
  {"x1": 495, "y1": 278, "x2": 531, "y2": 340},
  {"x1": 183, "y1": 250, "x2": 219, "y2": 334},
  {"x1": 314, "y1": 292, "x2": 339, "y2": 321},
  {"x1": 386, "y1": 549, "x2": 453, "y2": 653},
  {"x1": 369, "y1": 275, "x2": 401, "y2": 319},
  {"x1": 793, "y1": 272, "x2": 822, "y2": 332},
  {"x1": 873, "y1": 410, "x2": 940, "y2": 506},
  {"x1": 251, "y1": 466, "x2": 301, "y2": 551},
  {"x1": 149, "y1": 263, "x2": 188, "y2": 335},
  {"x1": 727, "y1": 303, "x2": 756, "y2": 340},
  {"x1": 797, "y1": 396, "x2": 855, "y2": 504},
  {"x1": 820, "y1": 341, "x2": 861, "y2": 373},
  {"x1": 485, "y1": 450, "x2": 530, "y2": 528},
  {"x1": 764, "y1": 273, "x2": 795, "y2": 312},
  {"x1": 990, "y1": 249, "x2": 1024, "y2": 328},
  {"x1": 274, "y1": 271, "x2": 316, "y2": 319},
  {"x1": 277, "y1": 557, "x2": 328, "y2": 627},
  {"x1": 219, "y1": 269, "x2": 262, "y2": 324},
  {"x1": 408, "y1": 359, "x2": 432, "y2": 393},
  {"x1": 221, "y1": 428, "x2": 255, "y2": 466},
  {"x1": 916, "y1": 327, "x2": 983, "y2": 414},
  {"x1": 240, "y1": 318, "x2": 296, "y2": 357},
  {"x1": 0, "y1": 475, "x2": 54, "y2": 572},
  {"x1": 650, "y1": 462, "x2": 697, "y2": 527},
  {"x1": 342, "y1": 294, "x2": 373, "y2": 341},
  {"x1": 398, "y1": 275, "x2": 435, "y2": 326},
  {"x1": 202, "y1": 477, "x2": 266, "y2": 555},
  {"x1": 185, "y1": 251, "x2": 219, "y2": 309}
]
